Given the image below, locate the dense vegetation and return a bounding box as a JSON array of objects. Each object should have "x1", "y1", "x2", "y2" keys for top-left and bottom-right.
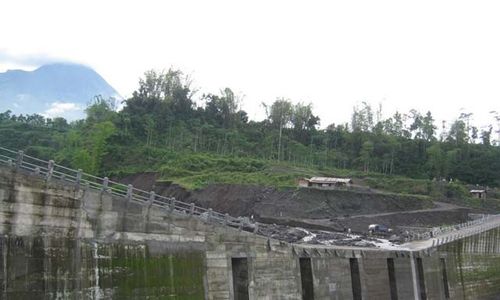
[{"x1": 1, "y1": 68, "x2": 500, "y2": 190}]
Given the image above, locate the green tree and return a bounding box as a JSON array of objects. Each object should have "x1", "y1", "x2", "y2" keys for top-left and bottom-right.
[
  {"x1": 85, "y1": 95, "x2": 117, "y2": 124},
  {"x1": 422, "y1": 111, "x2": 436, "y2": 141},
  {"x1": 291, "y1": 102, "x2": 320, "y2": 144},
  {"x1": 89, "y1": 121, "x2": 116, "y2": 173},
  {"x1": 481, "y1": 126, "x2": 493, "y2": 146},
  {"x1": 426, "y1": 143, "x2": 445, "y2": 179},
  {"x1": 351, "y1": 102, "x2": 374, "y2": 132},
  {"x1": 447, "y1": 120, "x2": 467, "y2": 145},
  {"x1": 264, "y1": 98, "x2": 293, "y2": 161},
  {"x1": 204, "y1": 88, "x2": 240, "y2": 129},
  {"x1": 359, "y1": 140, "x2": 374, "y2": 172}
]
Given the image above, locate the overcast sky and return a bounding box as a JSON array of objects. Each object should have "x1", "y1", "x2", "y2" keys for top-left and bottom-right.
[{"x1": 1, "y1": 0, "x2": 500, "y2": 129}]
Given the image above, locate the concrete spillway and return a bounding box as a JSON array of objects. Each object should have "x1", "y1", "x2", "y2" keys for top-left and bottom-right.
[{"x1": 0, "y1": 161, "x2": 500, "y2": 299}]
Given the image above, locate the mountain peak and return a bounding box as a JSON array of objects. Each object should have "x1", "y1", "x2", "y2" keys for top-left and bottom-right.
[
  {"x1": 0, "y1": 63, "x2": 121, "y2": 120},
  {"x1": 35, "y1": 62, "x2": 93, "y2": 72}
]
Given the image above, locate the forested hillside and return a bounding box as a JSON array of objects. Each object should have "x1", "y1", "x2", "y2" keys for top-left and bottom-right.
[{"x1": 1, "y1": 68, "x2": 500, "y2": 188}]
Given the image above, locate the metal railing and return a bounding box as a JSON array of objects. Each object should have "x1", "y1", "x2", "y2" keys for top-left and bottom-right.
[
  {"x1": 0, "y1": 146, "x2": 269, "y2": 236},
  {"x1": 403, "y1": 213, "x2": 500, "y2": 246},
  {"x1": 429, "y1": 214, "x2": 500, "y2": 247}
]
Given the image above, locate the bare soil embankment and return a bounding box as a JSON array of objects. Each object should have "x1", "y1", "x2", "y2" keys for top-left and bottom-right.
[{"x1": 114, "y1": 172, "x2": 471, "y2": 234}]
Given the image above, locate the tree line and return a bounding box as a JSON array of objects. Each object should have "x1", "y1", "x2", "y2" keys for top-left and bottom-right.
[{"x1": 1, "y1": 68, "x2": 499, "y2": 187}]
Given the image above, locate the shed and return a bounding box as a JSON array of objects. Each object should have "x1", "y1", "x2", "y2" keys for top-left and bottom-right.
[
  {"x1": 470, "y1": 189, "x2": 486, "y2": 199},
  {"x1": 299, "y1": 177, "x2": 353, "y2": 188}
]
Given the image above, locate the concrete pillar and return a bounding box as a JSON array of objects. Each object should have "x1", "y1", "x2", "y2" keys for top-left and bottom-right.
[
  {"x1": 394, "y1": 256, "x2": 418, "y2": 300},
  {"x1": 15, "y1": 150, "x2": 24, "y2": 170},
  {"x1": 46, "y1": 160, "x2": 54, "y2": 181},
  {"x1": 207, "y1": 208, "x2": 213, "y2": 222},
  {"x1": 361, "y1": 255, "x2": 391, "y2": 299},
  {"x1": 126, "y1": 184, "x2": 133, "y2": 201},
  {"x1": 238, "y1": 218, "x2": 243, "y2": 231},
  {"x1": 148, "y1": 191, "x2": 155, "y2": 206},
  {"x1": 169, "y1": 198, "x2": 175, "y2": 212},
  {"x1": 102, "y1": 177, "x2": 109, "y2": 191},
  {"x1": 409, "y1": 253, "x2": 420, "y2": 300},
  {"x1": 76, "y1": 169, "x2": 82, "y2": 186}
]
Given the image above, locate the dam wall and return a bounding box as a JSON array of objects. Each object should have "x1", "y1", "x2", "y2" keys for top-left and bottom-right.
[{"x1": 0, "y1": 165, "x2": 499, "y2": 299}]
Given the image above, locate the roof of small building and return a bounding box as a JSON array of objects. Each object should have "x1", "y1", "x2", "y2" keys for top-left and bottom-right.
[
  {"x1": 308, "y1": 177, "x2": 353, "y2": 184},
  {"x1": 470, "y1": 189, "x2": 486, "y2": 193}
]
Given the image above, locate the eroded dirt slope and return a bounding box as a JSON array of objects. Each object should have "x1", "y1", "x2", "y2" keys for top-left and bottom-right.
[{"x1": 114, "y1": 173, "x2": 468, "y2": 226}]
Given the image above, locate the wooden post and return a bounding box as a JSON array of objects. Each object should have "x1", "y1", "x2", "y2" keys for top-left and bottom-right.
[
  {"x1": 189, "y1": 203, "x2": 195, "y2": 215},
  {"x1": 224, "y1": 213, "x2": 229, "y2": 225}
]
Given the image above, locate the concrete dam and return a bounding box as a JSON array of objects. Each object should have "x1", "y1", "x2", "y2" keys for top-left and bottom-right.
[{"x1": 1, "y1": 147, "x2": 500, "y2": 299}]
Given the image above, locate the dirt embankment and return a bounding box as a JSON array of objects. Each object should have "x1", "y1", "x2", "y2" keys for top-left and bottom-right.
[
  {"x1": 112, "y1": 173, "x2": 471, "y2": 232},
  {"x1": 114, "y1": 173, "x2": 433, "y2": 218},
  {"x1": 186, "y1": 184, "x2": 434, "y2": 219}
]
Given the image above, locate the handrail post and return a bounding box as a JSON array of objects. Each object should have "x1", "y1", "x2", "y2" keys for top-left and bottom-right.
[
  {"x1": 76, "y1": 169, "x2": 82, "y2": 185},
  {"x1": 149, "y1": 191, "x2": 155, "y2": 205},
  {"x1": 207, "y1": 208, "x2": 213, "y2": 222},
  {"x1": 15, "y1": 150, "x2": 24, "y2": 170},
  {"x1": 126, "y1": 184, "x2": 133, "y2": 201},
  {"x1": 224, "y1": 213, "x2": 229, "y2": 225},
  {"x1": 46, "y1": 160, "x2": 54, "y2": 181},
  {"x1": 189, "y1": 203, "x2": 195, "y2": 215},
  {"x1": 102, "y1": 177, "x2": 109, "y2": 191},
  {"x1": 170, "y1": 198, "x2": 175, "y2": 212}
]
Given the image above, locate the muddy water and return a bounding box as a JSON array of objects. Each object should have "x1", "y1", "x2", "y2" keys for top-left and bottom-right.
[{"x1": 0, "y1": 236, "x2": 205, "y2": 299}]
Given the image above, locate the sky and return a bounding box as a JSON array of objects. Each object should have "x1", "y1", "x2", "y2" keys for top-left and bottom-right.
[{"x1": 1, "y1": 0, "x2": 500, "y2": 130}]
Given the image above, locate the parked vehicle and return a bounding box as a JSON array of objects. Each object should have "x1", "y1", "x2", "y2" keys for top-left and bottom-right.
[{"x1": 368, "y1": 224, "x2": 392, "y2": 234}]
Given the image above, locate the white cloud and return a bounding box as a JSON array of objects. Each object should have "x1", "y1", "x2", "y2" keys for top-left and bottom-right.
[{"x1": 43, "y1": 102, "x2": 83, "y2": 119}]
